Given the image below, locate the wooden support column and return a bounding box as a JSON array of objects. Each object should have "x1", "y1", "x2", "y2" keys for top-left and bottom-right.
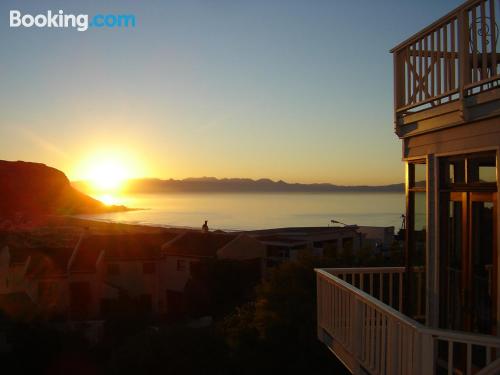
[
  {"x1": 496, "y1": 150, "x2": 500, "y2": 338},
  {"x1": 426, "y1": 154, "x2": 440, "y2": 327}
]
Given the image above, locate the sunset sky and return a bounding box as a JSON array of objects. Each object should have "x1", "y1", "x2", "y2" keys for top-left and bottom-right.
[{"x1": 0, "y1": 0, "x2": 462, "y2": 185}]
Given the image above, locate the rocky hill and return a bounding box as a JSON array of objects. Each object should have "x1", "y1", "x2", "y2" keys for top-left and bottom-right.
[{"x1": 0, "y1": 160, "x2": 127, "y2": 217}]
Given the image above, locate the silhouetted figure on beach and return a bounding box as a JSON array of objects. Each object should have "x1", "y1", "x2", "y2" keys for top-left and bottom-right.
[{"x1": 202, "y1": 220, "x2": 209, "y2": 232}]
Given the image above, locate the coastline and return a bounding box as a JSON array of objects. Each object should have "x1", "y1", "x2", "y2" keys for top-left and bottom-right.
[{"x1": 79, "y1": 191, "x2": 405, "y2": 231}]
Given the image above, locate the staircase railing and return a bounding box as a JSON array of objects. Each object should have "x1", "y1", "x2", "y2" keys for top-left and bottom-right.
[{"x1": 317, "y1": 268, "x2": 500, "y2": 375}]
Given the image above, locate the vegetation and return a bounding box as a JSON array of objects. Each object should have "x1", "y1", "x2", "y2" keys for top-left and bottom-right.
[
  {"x1": 220, "y1": 254, "x2": 346, "y2": 374},
  {"x1": 0, "y1": 245, "x2": 405, "y2": 374},
  {"x1": 184, "y1": 258, "x2": 262, "y2": 318}
]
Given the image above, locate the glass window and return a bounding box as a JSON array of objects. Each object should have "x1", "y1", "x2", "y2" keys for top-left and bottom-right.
[
  {"x1": 440, "y1": 157, "x2": 465, "y2": 186},
  {"x1": 469, "y1": 154, "x2": 496, "y2": 184},
  {"x1": 407, "y1": 160, "x2": 427, "y2": 320},
  {"x1": 440, "y1": 198, "x2": 464, "y2": 330},
  {"x1": 411, "y1": 191, "x2": 427, "y2": 266},
  {"x1": 413, "y1": 162, "x2": 426, "y2": 188},
  {"x1": 407, "y1": 160, "x2": 427, "y2": 265},
  {"x1": 414, "y1": 192, "x2": 426, "y2": 232},
  {"x1": 448, "y1": 159, "x2": 465, "y2": 184},
  {"x1": 471, "y1": 201, "x2": 494, "y2": 334},
  {"x1": 440, "y1": 153, "x2": 496, "y2": 186},
  {"x1": 479, "y1": 166, "x2": 496, "y2": 183}
]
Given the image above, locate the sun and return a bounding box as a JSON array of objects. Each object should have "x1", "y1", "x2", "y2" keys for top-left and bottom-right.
[
  {"x1": 73, "y1": 149, "x2": 147, "y2": 197},
  {"x1": 86, "y1": 159, "x2": 128, "y2": 191}
]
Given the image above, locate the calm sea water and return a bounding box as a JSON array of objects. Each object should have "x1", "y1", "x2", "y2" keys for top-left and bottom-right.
[{"x1": 79, "y1": 192, "x2": 405, "y2": 231}]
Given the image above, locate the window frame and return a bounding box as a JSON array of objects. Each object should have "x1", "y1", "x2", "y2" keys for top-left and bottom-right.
[
  {"x1": 405, "y1": 159, "x2": 427, "y2": 319},
  {"x1": 440, "y1": 152, "x2": 497, "y2": 191}
]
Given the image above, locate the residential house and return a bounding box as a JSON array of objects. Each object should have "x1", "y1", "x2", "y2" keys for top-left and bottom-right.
[
  {"x1": 161, "y1": 231, "x2": 266, "y2": 315},
  {"x1": 357, "y1": 226, "x2": 396, "y2": 255},
  {"x1": 76, "y1": 232, "x2": 179, "y2": 316},
  {"x1": 247, "y1": 226, "x2": 363, "y2": 267},
  {"x1": 0, "y1": 244, "x2": 108, "y2": 321}
]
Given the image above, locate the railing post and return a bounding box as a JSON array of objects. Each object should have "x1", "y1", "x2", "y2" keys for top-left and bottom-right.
[
  {"x1": 420, "y1": 332, "x2": 435, "y2": 375},
  {"x1": 317, "y1": 273, "x2": 323, "y2": 340},
  {"x1": 393, "y1": 50, "x2": 405, "y2": 130},
  {"x1": 458, "y1": 8, "x2": 470, "y2": 100},
  {"x1": 386, "y1": 318, "x2": 399, "y2": 375},
  {"x1": 352, "y1": 297, "x2": 364, "y2": 369}
]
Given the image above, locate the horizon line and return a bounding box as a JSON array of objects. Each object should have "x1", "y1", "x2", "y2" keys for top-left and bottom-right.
[{"x1": 71, "y1": 176, "x2": 404, "y2": 187}]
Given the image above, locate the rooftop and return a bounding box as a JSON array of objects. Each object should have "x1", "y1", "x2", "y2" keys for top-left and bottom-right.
[
  {"x1": 245, "y1": 226, "x2": 359, "y2": 236},
  {"x1": 24, "y1": 247, "x2": 74, "y2": 278},
  {"x1": 162, "y1": 231, "x2": 238, "y2": 257},
  {"x1": 79, "y1": 232, "x2": 178, "y2": 261}
]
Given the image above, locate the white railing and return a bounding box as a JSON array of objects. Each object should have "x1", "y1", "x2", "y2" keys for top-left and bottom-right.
[
  {"x1": 316, "y1": 269, "x2": 500, "y2": 375},
  {"x1": 433, "y1": 329, "x2": 500, "y2": 375},
  {"x1": 392, "y1": 0, "x2": 500, "y2": 118},
  {"x1": 326, "y1": 266, "x2": 426, "y2": 321},
  {"x1": 323, "y1": 267, "x2": 405, "y2": 312}
]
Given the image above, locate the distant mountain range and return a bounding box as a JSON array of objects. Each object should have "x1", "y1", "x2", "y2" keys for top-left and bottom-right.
[
  {"x1": 0, "y1": 160, "x2": 127, "y2": 217},
  {"x1": 74, "y1": 177, "x2": 404, "y2": 194}
]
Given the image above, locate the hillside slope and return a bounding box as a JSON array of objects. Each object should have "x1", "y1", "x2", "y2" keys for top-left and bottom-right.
[{"x1": 0, "y1": 160, "x2": 126, "y2": 216}]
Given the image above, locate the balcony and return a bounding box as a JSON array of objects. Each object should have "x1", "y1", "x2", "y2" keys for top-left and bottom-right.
[
  {"x1": 316, "y1": 267, "x2": 500, "y2": 375},
  {"x1": 392, "y1": 0, "x2": 500, "y2": 138}
]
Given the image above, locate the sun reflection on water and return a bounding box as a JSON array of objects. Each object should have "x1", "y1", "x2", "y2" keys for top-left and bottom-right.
[{"x1": 98, "y1": 194, "x2": 122, "y2": 206}]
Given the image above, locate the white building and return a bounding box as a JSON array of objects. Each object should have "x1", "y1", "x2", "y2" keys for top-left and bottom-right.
[{"x1": 316, "y1": 1, "x2": 500, "y2": 373}]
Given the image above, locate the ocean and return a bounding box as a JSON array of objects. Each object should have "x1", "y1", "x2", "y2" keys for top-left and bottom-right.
[{"x1": 78, "y1": 192, "x2": 405, "y2": 232}]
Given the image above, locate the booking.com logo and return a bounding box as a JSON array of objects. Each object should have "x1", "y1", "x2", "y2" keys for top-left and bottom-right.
[{"x1": 9, "y1": 10, "x2": 136, "y2": 31}]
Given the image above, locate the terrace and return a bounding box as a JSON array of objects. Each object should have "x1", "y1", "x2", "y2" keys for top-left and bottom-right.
[
  {"x1": 392, "y1": 0, "x2": 500, "y2": 138},
  {"x1": 316, "y1": 267, "x2": 500, "y2": 375},
  {"x1": 316, "y1": 1, "x2": 500, "y2": 373}
]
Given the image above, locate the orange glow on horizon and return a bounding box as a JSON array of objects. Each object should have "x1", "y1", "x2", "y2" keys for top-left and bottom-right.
[
  {"x1": 74, "y1": 150, "x2": 145, "y2": 194},
  {"x1": 98, "y1": 194, "x2": 122, "y2": 206},
  {"x1": 87, "y1": 160, "x2": 127, "y2": 191}
]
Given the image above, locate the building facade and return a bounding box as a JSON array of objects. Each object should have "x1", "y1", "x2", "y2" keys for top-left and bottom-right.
[
  {"x1": 162, "y1": 231, "x2": 266, "y2": 314},
  {"x1": 248, "y1": 226, "x2": 364, "y2": 267},
  {"x1": 316, "y1": 1, "x2": 500, "y2": 373}
]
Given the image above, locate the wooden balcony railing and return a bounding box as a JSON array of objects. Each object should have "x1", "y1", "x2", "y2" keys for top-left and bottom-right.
[
  {"x1": 316, "y1": 268, "x2": 500, "y2": 375},
  {"x1": 323, "y1": 267, "x2": 406, "y2": 312},
  {"x1": 392, "y1": 0, "x2": 500, "y2": 120},
  {"x1": 326, "y1": 266, "x2": 426, "y2": 321}
]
